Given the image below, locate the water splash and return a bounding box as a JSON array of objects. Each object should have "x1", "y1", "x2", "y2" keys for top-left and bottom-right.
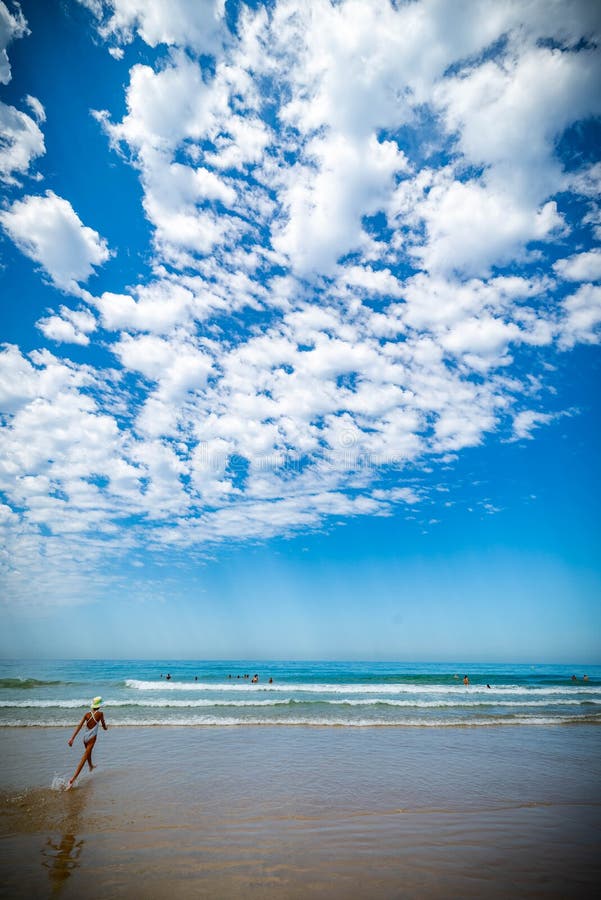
[{"x1": 51, "y1": 774, "x2": 70, "y2": 791}]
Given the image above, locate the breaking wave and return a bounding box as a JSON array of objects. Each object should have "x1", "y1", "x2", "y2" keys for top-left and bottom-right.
[
  {"x1": 0, "y1": 678, "x2": 64, "y2": 689},
  {"x1": 124, "y1": 679, "x2": 601, "y2": 696},
  {"x1": 4, "y1": 714, "x2": 601, "y2": 728},
  {"x1": 2, "y1": 697, "x2": 600, "y2": 709}
]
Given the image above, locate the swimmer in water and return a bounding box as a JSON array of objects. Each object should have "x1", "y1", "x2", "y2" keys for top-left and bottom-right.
[{"x1": 67, "y1": 697, "x2": 107, "y2": 789}]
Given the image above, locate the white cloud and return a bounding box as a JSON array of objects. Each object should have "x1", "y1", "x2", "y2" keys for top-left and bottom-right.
[
  {"x1": 204, "y1": 114, "x2": 270, "y2": 171},
  {"x1": 435, "y1": 45, "x2": 601, "y2": 202},
  {"x1": 554, "y1": 250, "x2": 601, "y2": 283},
  {"x1": 112, "y1": 332, "x2": 214, "y2": 442},
  {"x1": 81, "y1": 0, "x2": 226, "y2": 54},
  {"x1": 0, "y1": 97, "x2": 45, "y2": 183},
  {"x1": 440, "y1": 316, "x2": 520, "y2": 360},
  {"x1": 0, "y1": 349, "x2": 133, "y2": 540},
  {"x1": 0, "y1": 5, "x2": 45, "y2": 183},
  {"x1": 0, "y1": 191, "x2": 110, "y2": 292},
  {"x1": 96, "y1": 281, "x2": 193, "y2": 333},
  {"x1": 512, "y1": 410, "x2": 554, "y2": 441},
  {"x1": 272, "y1": 133, "x2": 406, "y2": 275},
  {"x1": 567, "y1": 162, "x2": 601, "y2": 199},
  {"x1": 0, "y1": 0, "x2": 28, "y2": 85},
  {"x1": 338, "y1": 265, "x2": 404, "y2": 299},
  {"x1": 403, "y1": 174, "x2": 565, "y2": 277},
  {"x1": 36, "y1": 306, "x2": 97, "y2": 345},
  {"x1": 559, "y1": 284, "x2": 601, "y2": 348},
  {"x1": 103, "y1": 55, "x2": 215, "y2": 155},
  {"x1": 96, "y1": 50, "x2": 263, "y2": 263}
]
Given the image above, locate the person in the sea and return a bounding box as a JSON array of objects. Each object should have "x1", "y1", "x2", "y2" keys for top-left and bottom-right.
[
  {"x1": 583, "y1": 674, "x2": 589, "y2": 681},
  {"x1": 67, "y1": 697, "x2": 107, "y2": 789},
  {"x1": 251, "y1": 674, "x2": 259, "y2": 683},
  {"x1": 463, "y1": 675, "x2": 469, "y2": 686},
  {"x1": 166, "y1": 673, "x2": 171, "y2": 680}
]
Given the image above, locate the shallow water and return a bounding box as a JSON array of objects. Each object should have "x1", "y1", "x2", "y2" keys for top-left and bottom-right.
[{"x1": 1, "y1": 725, "x2": 600, "y2": 898}]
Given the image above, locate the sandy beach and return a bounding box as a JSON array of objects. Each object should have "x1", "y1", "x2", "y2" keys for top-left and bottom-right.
[{"x1": 1, "y1": 724, "x2": 600, "y2": 898}]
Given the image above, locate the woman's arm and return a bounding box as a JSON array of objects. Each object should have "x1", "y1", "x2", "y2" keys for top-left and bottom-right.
[
  {"x1": 101, "y1": 711, "x2": 108, "y2": 731},
  {"x1": 68, "y1": 715, "x2": 86, "y2": 746}
]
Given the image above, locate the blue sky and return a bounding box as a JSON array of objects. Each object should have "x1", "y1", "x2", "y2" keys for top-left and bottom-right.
[{"x1": 0, "y1": 0, "x2": 600, "y2": 662}]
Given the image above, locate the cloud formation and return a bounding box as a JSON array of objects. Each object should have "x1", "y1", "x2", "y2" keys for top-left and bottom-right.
[
  {"x1": 1, "y1": 0, "x2": 600, "y2": 601},
  {"x1": 0, "y1": 191, "x2": 110, "y2": 292},
  {"x1": 0, "y1": 2, "x2": 45, "y2": 183}
]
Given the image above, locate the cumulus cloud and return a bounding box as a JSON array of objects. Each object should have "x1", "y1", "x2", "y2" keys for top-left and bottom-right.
[
  {"x1": 273, "y1": 133, "x2": 407, "y2": 275},
  {"x1": 95, "y1": 50, "x2": 259, "y2": 263},
  {"x1": 434, "y1": 44, "x2": 601, "y2": 202},
  {"x1": 0, "y1": 96, "x2": 45, "y2": 184},
  {"x1": 554, "y1": 250, "x2": 601, "y2": 283},
  {"x1": 36, "y1": 306, "x2": 97, "y2": 345},
  {"x1": 0, "y1": 191, "x2": 110, "y2": 292},
  {"x1": 404, "y1": 175, "x2": 565, "y2": 277},
  {"x1": 79, "y1": 0, "x2": 227, "y2": 54},
  {"x1": 95, "y1": 282, "x2": 193, "y2": 334},
  {"x1": 559, "y1": 284, "x2": 601, "y2": 348},
  {"x1": 0, "y1": 4, "x2": 45, "y2": 183},
  {"x1": 0, "y1": 0, "x2": 28, "y2": 85}
]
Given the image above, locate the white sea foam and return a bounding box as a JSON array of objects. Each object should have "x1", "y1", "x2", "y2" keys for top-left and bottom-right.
[
  {"x1": 0, "y1": 699, "x2": 92, "y2": 708},
  {"x1": 1, "y1": 697, "x2": 598, "y2": 709},
  {"x1": 323, "y1": 698, "x2": 600, "y2": 708},
  {"x1": 0, "y1": 698, "x2": 294, "y2": 709},
  {"x1": 124, "y1": 679, "x2": 601, "y2": 697},
  {"x1": 4, "y1": 715, "x2": 600, "y2": 728}
]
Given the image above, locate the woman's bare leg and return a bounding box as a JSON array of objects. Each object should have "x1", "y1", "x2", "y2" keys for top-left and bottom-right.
[{"x1": 68, "y1": 737, "x2": 96, "y2": 787}]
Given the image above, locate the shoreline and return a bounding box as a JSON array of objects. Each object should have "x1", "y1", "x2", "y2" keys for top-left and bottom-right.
[
  {"x1": 2, "y1": 724, "x2": 600, "y2": 897},
  {"x1": 2, "y1": 717, "x2": 600, "y2": 728}
]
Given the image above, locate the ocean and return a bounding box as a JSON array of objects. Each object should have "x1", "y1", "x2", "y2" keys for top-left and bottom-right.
[{"x1": 1, "y1": 659, "x2": 599, "y2": 729}]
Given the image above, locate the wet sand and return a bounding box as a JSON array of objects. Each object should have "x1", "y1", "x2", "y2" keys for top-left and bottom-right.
[{"x1": 1, "y1": 725, "x2": 600, "y2": 898}]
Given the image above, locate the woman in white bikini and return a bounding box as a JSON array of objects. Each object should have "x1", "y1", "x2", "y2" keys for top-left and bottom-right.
[{"x1": 67, "y1": 696, "x2": 108, "y2": 788}]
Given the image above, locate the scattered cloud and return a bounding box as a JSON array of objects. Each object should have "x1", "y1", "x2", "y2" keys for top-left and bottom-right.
[
  {"x1": 554, "y1": 250, "x2": 601, "y2": 283},
  {"x1": 0, "y1": 191, "x2": 110, "y2": 292},
  {"x1": 511, "y1": 409, "x2": 555, "y2": 441},
  {"x1": 1, "y1": 0, "x2": 600, "y2": 601},
  {"x1": 79, "y1": 0, "x2": 227, "y2": 55},
  {"x1": 0, "y1": 3, "x2": 45, "y2": 183},
  {"x1": 36, "y1": 305, "x2": 97, "y2": 345},
  {"x1": 0, "y1": 95, "x2": 45, "y2": 184},
  {"x1": 0, "y1": 0, "x2": 28, "y2": 85},
  {"x1": 559, "y1": 284, "x2": 601, "y2": 348}
]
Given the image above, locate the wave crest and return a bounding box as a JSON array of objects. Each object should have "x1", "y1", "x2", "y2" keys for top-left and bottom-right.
[{"x1": 124, "y1": 679, "x2": 601, "y2": 696}]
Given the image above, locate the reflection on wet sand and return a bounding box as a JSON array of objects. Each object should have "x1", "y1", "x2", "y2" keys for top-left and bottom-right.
[
  {"x1": 42, "y1": 833, "x2": 85, "y2": 896},
  {"x1": 40, "y1": 785, "x2": 86, "y2": 896}
]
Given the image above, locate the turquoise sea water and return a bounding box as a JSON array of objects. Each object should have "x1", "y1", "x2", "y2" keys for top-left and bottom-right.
[{"x1": 0, "y1": 659, "x2": 599, "y2": 728}]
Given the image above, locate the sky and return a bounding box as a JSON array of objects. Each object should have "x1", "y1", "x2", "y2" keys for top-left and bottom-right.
[{"x1": 0, "y1": 0, "x2": 600, "y2": 663}]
